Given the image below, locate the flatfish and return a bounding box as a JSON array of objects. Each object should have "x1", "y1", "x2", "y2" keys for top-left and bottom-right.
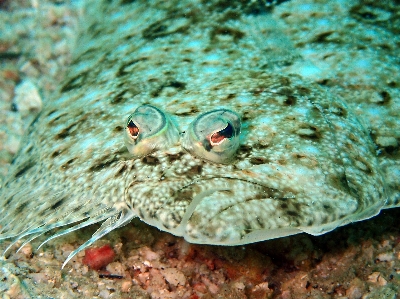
[{"x1": 0, "y1": 0, "x2": 397, "y2": 268}]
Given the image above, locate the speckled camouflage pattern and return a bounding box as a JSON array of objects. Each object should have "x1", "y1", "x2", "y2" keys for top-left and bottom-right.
[{"x1": 0, "y1": 0, "x2": 396, "y2": 264}]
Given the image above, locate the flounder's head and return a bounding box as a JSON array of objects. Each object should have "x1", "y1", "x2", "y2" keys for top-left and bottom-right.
[{"x1": 119, "y1": 74, "x2": 385, "y2": 247}]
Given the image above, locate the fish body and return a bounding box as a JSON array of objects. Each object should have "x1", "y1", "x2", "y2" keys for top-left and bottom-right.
[{"x1": 0, "y1": 0, "x2": 398, "y2": 265}]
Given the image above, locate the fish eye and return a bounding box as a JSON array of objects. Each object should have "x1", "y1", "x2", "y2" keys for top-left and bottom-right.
[
  {"x1": 182, "y1": 108, "x2": 241, "y2": 164},
  {"x1": 124, "y1": 105, "x2": 179, "y2": 157}
]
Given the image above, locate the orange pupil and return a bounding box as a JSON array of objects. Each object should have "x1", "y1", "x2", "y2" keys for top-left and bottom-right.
[
  {"x1": 210, "y1": 132, "x2": 225, "y2": 144},
  {"x1": 127, "y1": 120, "x2": 139, "y2": 137},
  {"x1": 210, "y1": 123, "x2": 233, "y2": 145}
]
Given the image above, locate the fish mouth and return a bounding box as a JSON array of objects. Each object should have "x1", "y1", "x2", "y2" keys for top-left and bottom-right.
[
  {"x1": 126, "y1": 172, "x2": 306, "y2": 246},
  {"x1": 127, "y1": 159, "x2": 369, "y2": 246},
  {"x1": 176, "y1": 177, "x2": 303, "y2": 245}
]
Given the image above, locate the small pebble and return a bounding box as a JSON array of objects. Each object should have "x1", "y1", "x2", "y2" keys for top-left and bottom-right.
[
  {"x1": 161, "y1": 268, "x2": 186, "y2": 287},
  {"x1": 121, "y1": 280, "x2": 132, "y2": 293},
  {"x1": 376, "y1": 252, "x2": 394, "y2": 262},
  {"x1": 13, "y1": 79, "x2": 42, "y2": 119}
]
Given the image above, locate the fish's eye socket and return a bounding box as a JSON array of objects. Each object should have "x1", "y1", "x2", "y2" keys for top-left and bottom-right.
[
  {"x1": 182, "y1": 108, "x2": 241, "y2": 164},
  {"x1": 124, "y1": 105, "x2": 179, "y2": 158}
]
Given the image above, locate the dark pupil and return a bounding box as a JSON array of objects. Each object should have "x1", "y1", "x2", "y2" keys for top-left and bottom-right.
[
  {"x1": 210, "y1": 123, "x2": 233, "y2": 144},
  {"x1": 127, "y1": 120, "x2": 139, "y2": 137}
]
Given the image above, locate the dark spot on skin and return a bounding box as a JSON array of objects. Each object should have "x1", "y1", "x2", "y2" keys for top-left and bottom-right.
[
  {"x1": 5, "y1": 196, "x2": 14, "y2": 206},
  {"x1": 117, "y1": 58, "x2": 147, "y2": 77},
  {"x1": 334, "y1": 174, "x2": 356, "y2": 196},
  {"x1": 141, "y1": 156, "x2": 160, "y2": 165},
  {"x1": 355, "y1": 158, "x2": 373, "y2": 174},
  {"x1": 383, "y1": 144, "x2": 399, "y2": 155},
  {"x1": 60, "y1": 71, "x2": 88, "y2": 93},
  {"x1": 220, "y1": 190, "x2": 235, "y2": 196},
  {"x1": 26, "y1": 146, "x2": 34, "y2": 154},
  {"x1": 167, "y1": 152, "x2": 185, "y2": 162},
  {"x1": 15, "y1": 201, "x2": 29, "y2": 214},
  {"x1": 11, "y1": 103, "x2": 18, "y2": 112},
  {"x1": 286, "y1": 210, "x2": 299, "y2": 217},
  {"x1": 275, "y1": 87, "x2": 294, "y2": 97},
  {"x1": 379, "y1": 91, "x2": 391, "y2": 105},
  {"x1": 168, "y1": 81, "x2": 186, "y2": 89},
  {"x1": 331, "y1": 104, "x2": 348, "y2": 118},
  {"x1": 151, "y1": 80, "x2": 186, "y2": 97},
  {"x1": 47, "y1": 112, "x2": 68, "y2": 126},
  {"x1": 50, "y1": 198, "x2": 65, "y2": 210},
  {"x1": 143, "y1": 23, "x2": 168, "y2": 39},
  {"x1": 317, "y1": 79, "x2": 331, "y2": 86},
  {"x1": 297, "y1": 125, "x2": 321, "y2": 140},
  {"x1": 88, "y1": 156, "x2": 119, "y2": 172},
  {"x1": 293, "y1": 202, "x2": 301, "y2": 211},
  {"x1": 120, "y1": 0, "x2": 136, "y2": 5},
  {"x1": 171, "y1": 213, "x2": 182, "y2": 224},
  {"x1": 61, "y1": 158, "x2": 76, "y2": 170},
  {"x1": 26, "y1": 113, "x2": 41, "y2": 133},
  {"x1": 242, "y1": 220, "x2": 252, "y2": 233},
  {"x1": 210, "y1": 27, "x2": 245, "y2": 42},
  {"x1": 174, "y1": 106, "x2": 200, "y2": 116},
  {"x1": 114, "y1": 163, "x2": 128, "y2": 177},
  {"x1": 138, "y1": 208, "x2": 145, "y2": 219},
  {"x1": 323, "y1": 204, "x2": 332, "y2": 211},
  {"x1": 249, "y1": 157, "x2": 268, "y2": 165},
  {"x1": 71, "y1": 48, "x2": 97, "y2": 65},
  {"x1": 254, "y1": 143, "x2": 269, "y2": 150},
  {"x1": 51, "y1": 149, "x2": 64, "y2": 158},
  {"x1": 223, "y1": 93, "x2": 236, "y2": 101},
  {"x1": 111, "y1": 90, "x2": 129, "y2": 105},
  {"x1": 348, "y1": 133, "x2": 359, "y2": 143},
  {"x1": 56, "y1": 123, "x2": 78, "y2": 139},
  {"x1": 186, "y1": 165, "x2": 202, "y2": 176},
  {"x1": 46, "y1": 109, "x2": 58, "y2": 117},
  {"x1": 283, "y1": 96, "x2": 296, "y2": 106},
  {"x1": 241, "y1": 111, "x2": 252, "y2": 121},
  {"x1": 142, "y1": 16, "x2": 190, "y2": 40},
  {"x1": 0, "y1": 52, "x2": 22, "y2": 59},
  {"x1": 256, "y1": 217, "x2": 264, "y2": 228},
  {"x1": 211, "y1": 0, "x2": 286, "y2": 15},
  {"x1": 218, "y1": 10, "x2": 241, "y2": 22},
  {"x1": 238, "y1": 144, "x2": 252, "y2": 154},
  {"x1": 297, "y1": 86, "x2": 311, "y2": 95},
  {"x1": 14, "y1": 161, "x2": 35, "y2": 178},
  {"x1": 359, "y1": 12, "x2": 377, "y2": 20},
  {"x1": 280, "y1": 203, "x2": 288, "y2": 209},
  {"x1": 114, "y1": 126, "x2": 123, "y2": 132},
  {"x1": 311, "y1": 31, "x2": 334, "y2": 43},
  {"x1": 279, "y1": 76, "x2": 291, "y2": 85},
  {"x1": 163, "y1": 222, "x2": 171, "y2": 230}
]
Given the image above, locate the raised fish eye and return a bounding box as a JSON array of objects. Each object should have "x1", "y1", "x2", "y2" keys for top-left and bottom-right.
[
  {"x1": 182, "y1": 108, "x2": 241, "y2": 164},
  {"x1": 124, "y1": 104, "x2": 179, "y2": 157}
]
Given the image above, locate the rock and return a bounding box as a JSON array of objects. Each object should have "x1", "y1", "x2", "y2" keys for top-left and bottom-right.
[{"x1": 161, "y1": 268, "x2": 186, "y2": 287}]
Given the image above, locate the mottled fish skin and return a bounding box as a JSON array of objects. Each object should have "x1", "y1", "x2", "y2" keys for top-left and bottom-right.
[{"x1": 0, "y1": 0, "x2": 392, "y2": 262}]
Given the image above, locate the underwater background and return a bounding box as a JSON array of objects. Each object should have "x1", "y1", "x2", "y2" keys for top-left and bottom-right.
[{"x1": 0, "y1": 0, "x2": 399, "y2": 298}]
